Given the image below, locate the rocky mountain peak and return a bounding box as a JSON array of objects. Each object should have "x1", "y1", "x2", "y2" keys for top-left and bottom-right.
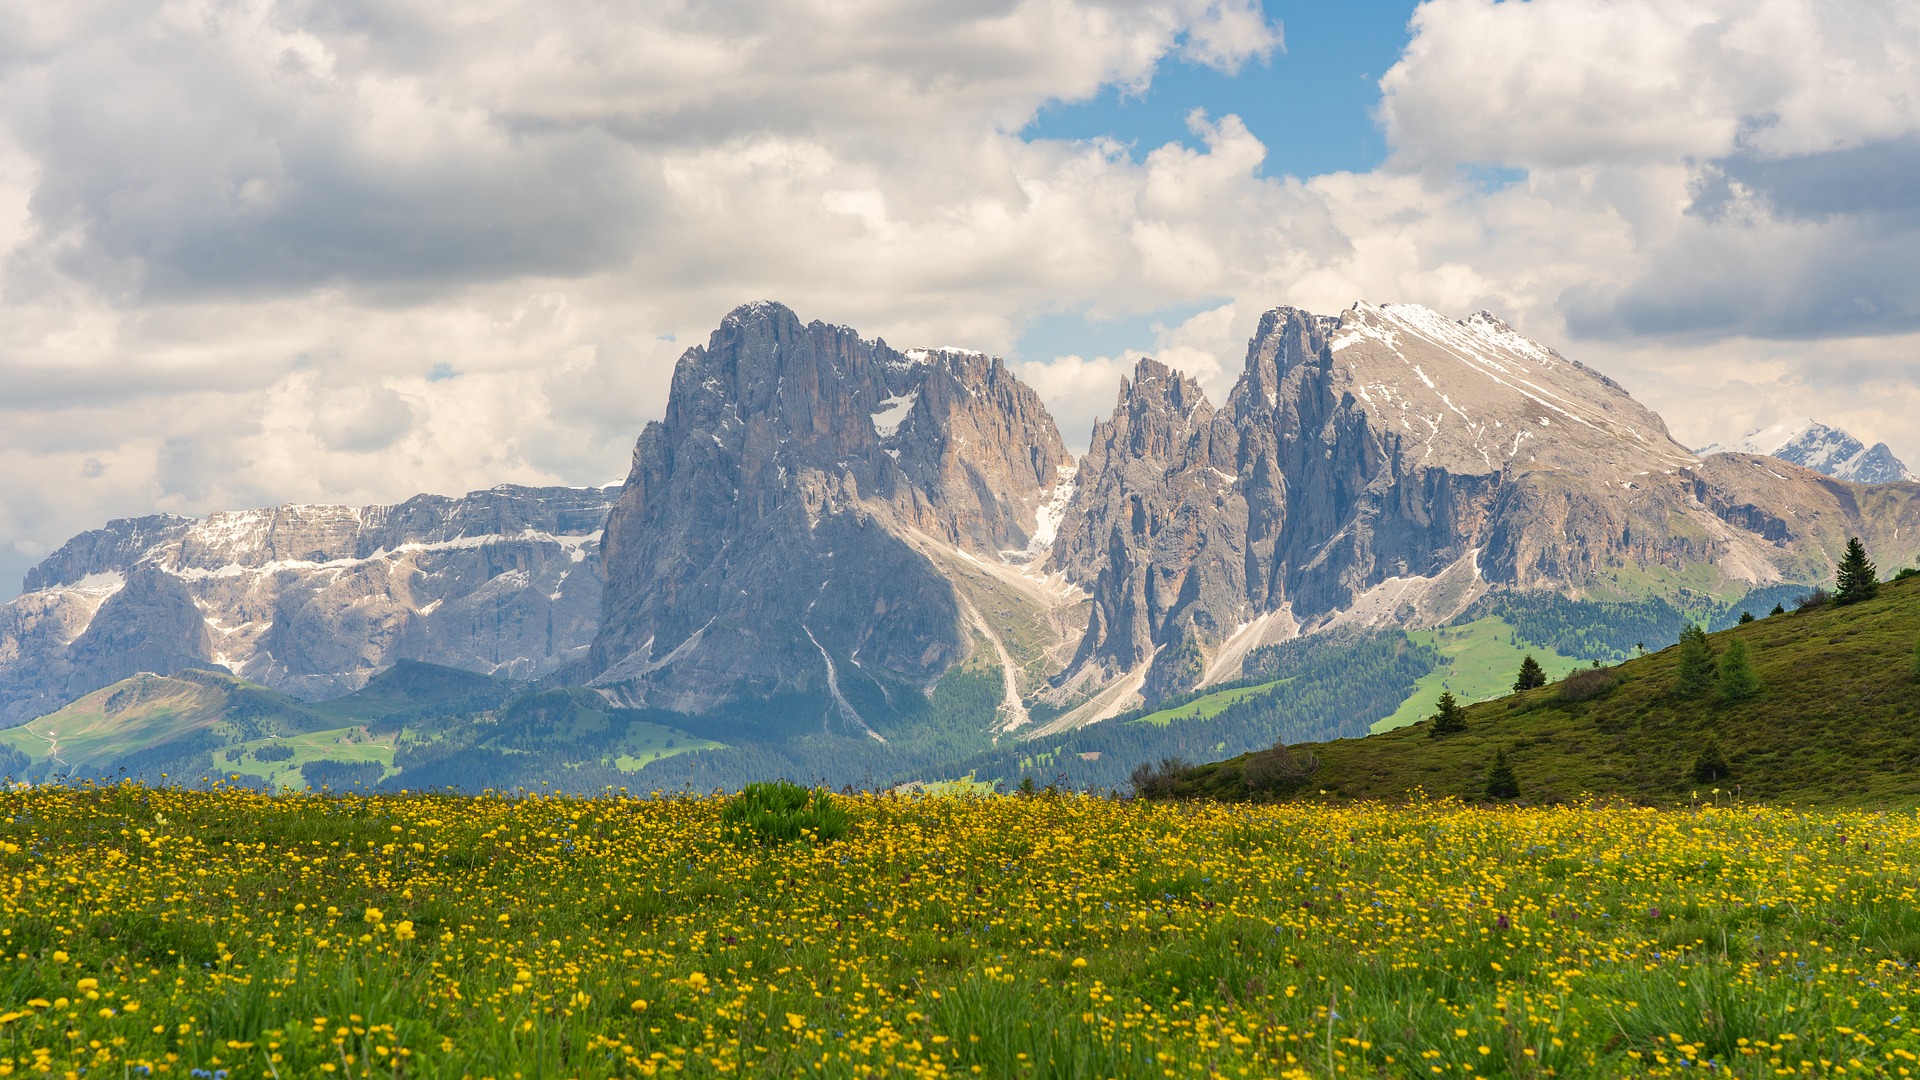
[
  {"x1": 592, "y1": 302, "x2": 1075, "y2": 715},
  {"x1": 1698, "y1": 419, "x2": 1916, "y2": 485},
  {"x1": 1043, "y1": 355, "x2": 1255, "y2": 712},
  {"x1": 1041, "y1": 300, "x2": 1920, "y2": 723}
]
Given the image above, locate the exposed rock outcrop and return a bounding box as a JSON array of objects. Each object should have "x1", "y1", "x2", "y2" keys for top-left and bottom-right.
[
  {"x1": 17, "y1": 297, "x2": 1920, "y2": 741},
  {"x1": 591, "y1": 301, "x2": 1078, "y2": 716},
  {"x1": 1048, "y1": 358, "x2": 1250, "y2": 703}
]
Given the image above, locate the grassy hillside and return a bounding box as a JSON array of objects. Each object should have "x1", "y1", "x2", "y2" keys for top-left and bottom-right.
[
  {"x1": 1129, "y1": 677, "x2": 1289, "y2": 726},
  {"x1": 0, "y1": 661, "x2": 516, "y2": 786},
  {"x1": 1160, "y1": 574, "x2": 1920, "y2": 807},
  {"x1": 213, "y1": 726, "x2": 402, "y2": 788},
  {"x1": 9, "y1": 785, "x2": 1920, "y2": 1076},
  {"x1": 0, "y1": 668, "x2": 330, "y2": 773},
  {"x1": 1371, "y1": 616, "x2": 1585, "y2": 732}
]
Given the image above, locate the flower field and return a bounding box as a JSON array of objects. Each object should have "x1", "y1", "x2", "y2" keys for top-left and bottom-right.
[{"x1": 4, "y1": 786, "x2": 1920, "y2": 1077}]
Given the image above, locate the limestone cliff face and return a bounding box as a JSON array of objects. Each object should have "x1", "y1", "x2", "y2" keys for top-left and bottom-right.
[
  {"x1": 1048, "y1": 358, "x2": 1249, "y2": 702},
  {"x1": 1054, "y1": 302, "x2": 1920, "y2": 710},
  {"x1": 0, "y1": 486, "x2": 614, "y2": 724},
  {"x1": 592, "y1": 301, "x2": 1074, "y2": 715}
]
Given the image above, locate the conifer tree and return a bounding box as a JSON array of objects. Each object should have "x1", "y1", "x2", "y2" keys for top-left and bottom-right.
[
  {"x1": 1427, "y1": 691, "x2": 1467, "y2": 737},
  {"x1": 1513, "y1": 655, "x2": 1547, "y2": 692},
  {"x1": 1690, "y1": 735, "x2": 1731, "y2": 784},
  {"x1": 1770, "y1": 603, "x2": 1785, "y2": 616},
  {"x1": 1835, "y1": 537, "x2": 1879, "y2": 604},
  {"x1": 1738, "y1": 611, "x2": 1755, "y2": 624},
  {"x1": 1717, "y1": 638, "x2": 1760, "y2": 703},
  {"x1": 1485, "y1": 748, "x2": 1519, "y2": 800},
  {"x1": 1675, "y1": 624, "x2": 1717, "y2": 697}
]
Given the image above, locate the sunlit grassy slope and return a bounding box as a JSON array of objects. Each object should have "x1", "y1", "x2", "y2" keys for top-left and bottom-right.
[
  {"x1": 0, "y1": 669, "x2": 324, "y2": 770},
  {"x1": 1129, "y1": 678, "x2": 1290, "y2": 727},
  {"x1": 1371, "y1": 616, "x2": 1586, "y2": 733},
  {"x1": 213, "y1": 727, "x2": 401, "y2": 787},
  {"x1": 1174, "y1": 574, "x2": 1920, "y2": 807}
]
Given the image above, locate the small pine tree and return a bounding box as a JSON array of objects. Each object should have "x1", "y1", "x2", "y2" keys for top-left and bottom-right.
[
  {"x1": 1738, "y1": 610, "x2": 1755, "y2": 624},
  {"x1": 1717, "y1": 638, "x2": 1760, "y2": 703},
  {"x1": 1689, "y1": 735, "x2": 1731, "y2": 784},
  {"x1": 1428, "y1": 691, "x2": 1468, "y2": 737},
  {"x1": 1835, "y1": 537, "x2": 1879, "y2": 605},
  {"x1": 1485, "y1": 748, "x2": 1520, "y2": 800},
  {"x1": 1513, "y1": 654, "x2": 1547, "y2": 692},
  {"x1": 1675, "y1": 624, "x2": 1717, "y2": 698},
  {"x1": 1770, "y1": 602, "x2": 1785, "y2": 616}
]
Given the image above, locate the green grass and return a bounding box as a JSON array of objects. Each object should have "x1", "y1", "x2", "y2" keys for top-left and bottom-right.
[
  {"x1": 1130, "y1": 678, "x2": 1290, "y2": 727},
  {"x1": 5, "y1": 786, "x2": 1920, "y2": 1077},
  {"x1": 606, "y1": 720, "x2": 723, "y2": 771},
  {"x1": 1371, "y1": 616, "x2": 1585, "y2": 733},
  {"x1": 1172, "y1": 574, "x2": 1920, "y2": 807},
  {"x1": 0, "y1": 671, "x2": 312, "y2": 769},
  {"x1": 212, "y1": 727, "x2": 400, "y2": 788}
]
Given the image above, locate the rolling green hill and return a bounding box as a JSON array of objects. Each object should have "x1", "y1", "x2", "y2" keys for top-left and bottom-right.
[
  {"x1": 1370, "y1": 616, "x2": 1585, "y2": 732},
  {"x1": 0, "y1": 661, "x2": 514, "y2": 786},
  {"x1": 1155, "y1": 574, "x2": 1920, "y2": 808},
  {"x1": 0, "y1": 668, "x2": 329, "y2": 775}
]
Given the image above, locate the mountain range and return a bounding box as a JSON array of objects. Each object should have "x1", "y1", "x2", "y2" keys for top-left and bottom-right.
[
  {"x1": 0, "y1": 486, "x2": 614, "y2": 725},
  {"x1": 1697, "y1": 419, "x2": 1917, "y2": 485},
  {"x1": 4, "y1": 299, "x2": 1917, "y2": 786}
]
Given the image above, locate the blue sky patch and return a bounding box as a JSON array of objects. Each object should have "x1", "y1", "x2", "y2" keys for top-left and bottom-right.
[{"x1": 1022, "y1": 0, "x2": 1421, "y2": 178}]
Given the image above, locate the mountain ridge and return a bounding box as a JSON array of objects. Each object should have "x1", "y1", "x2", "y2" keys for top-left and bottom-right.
[
  {"x1": 1698, "y1": 418, "x2": 1915, "y2": 484},
  {"x1": 8, "y1": 298, "x2": 1919, "y2": 769},
  {"x1": 0, "y1": 484, "x2": 617, "y2": 724}
]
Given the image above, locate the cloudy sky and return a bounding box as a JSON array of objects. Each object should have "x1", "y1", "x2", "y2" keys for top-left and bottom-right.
[{"x1": 3, "y1": 0, "x2": 1918, "y2": 597}]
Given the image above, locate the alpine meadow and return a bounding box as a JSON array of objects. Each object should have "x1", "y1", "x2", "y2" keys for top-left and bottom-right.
[{"x1": 7, "y1": 0, "x2": 1920, "y2": 1078}]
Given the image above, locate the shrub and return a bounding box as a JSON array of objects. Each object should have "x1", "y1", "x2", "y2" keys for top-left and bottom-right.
[
  {"x1": 1129, "y1": 757, "x2": 1195, "y2": 800},
  {"x1": 720, "y1": 780, "x2": 849, "y2": 848},
  {"x1": 1427, "y1": 691, "x2": 1468, "y2": 737},
  {"x1": 1557, "y1": 667, "x2": 1621, "y2": 703},
  {"x1": 1485, "y1": 748, "x2": 1520, "y2": 800},
  {"x1": 1898, "y1": 567, "x2": 1920, "y2": 581},
  {"x1": 1243, "y1": 742, "x2": 1320, "y2": 796},
  {"x1": 1796, "y1": 588, "x2": 1831, "y2": 612},
  {"x1": 1737, "y1": 611, "x2": 1755, "y2": 625},
  {"x1": 1770, "y1": 603, "x2": 1786, "y2": 616},
  {"x1": 1690, "y1": 736, "x2": 1731, "y2": 784}
]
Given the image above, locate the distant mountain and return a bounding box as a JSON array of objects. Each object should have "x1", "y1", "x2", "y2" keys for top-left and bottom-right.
[
  {"x1": 0, "y1": 485, "x2": 616, "y2": 724},
  {"x1": 1699, "y1": 419, "x2": 1916, "y2": 484}
]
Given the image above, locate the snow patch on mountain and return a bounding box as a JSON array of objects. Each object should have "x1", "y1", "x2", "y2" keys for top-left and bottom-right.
[
  {"x1": 870, "y1": 392, "x2": 917, "y2": 439},
  {"x1": 1698, "y1": 420, "x2": 1916, "y2": 484}
]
